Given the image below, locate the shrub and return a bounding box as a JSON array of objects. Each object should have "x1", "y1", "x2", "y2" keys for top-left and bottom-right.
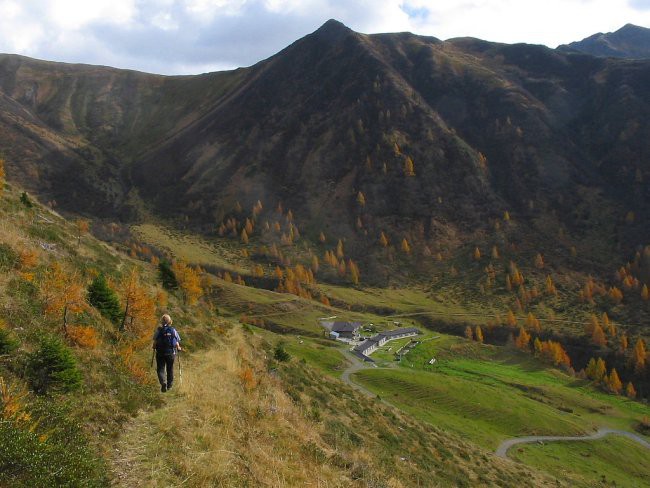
[
  {"x1": 67, "y1": 326, "x2": 99, "y2": 349},
  {"x1": 274, "y1": 343, "x2": 291, "y2": 362},
  {"x1": 0, "y1": 243, "x2": 18, "y2": 271},
  {"x1": 0, "y1": 328, "x2": 19, "y2": 354},
  {"x1": 0, "y1": 402, "x2": 106, "y2": 487},
  {"x1": 158, "y1": 260, "x2": 178, "y2": 290},
  {"x1": 87, "y1": 273, "x2": 121, "y2": 324},
  {"x1": 19, "y1": 192, "x2": 32, "y2": 208},
  {"x1": 26, "y1": 336, "x2": 83, "y2": 394}
]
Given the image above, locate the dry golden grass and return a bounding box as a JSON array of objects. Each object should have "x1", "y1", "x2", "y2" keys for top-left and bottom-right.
[
  {"x1": 111, "y1": 327, "x2": 352, "y2": 487},
  {"x1": 111, "y1": 325, "x2": 561, "y2": 488}
]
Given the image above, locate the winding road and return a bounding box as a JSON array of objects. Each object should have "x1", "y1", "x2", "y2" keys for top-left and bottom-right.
[
  {"x1": 495, "y1": 427, "x2": 650, "y2": 458},
  {"x1": 338, "y1": 351, "x2": 650, "y2": 461}
]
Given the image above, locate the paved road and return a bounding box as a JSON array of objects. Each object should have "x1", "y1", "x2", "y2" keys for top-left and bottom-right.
[
  {"x1": 495, "y1": 427, "x2": 650, "y2": 458},
  {"x1": 340, "y1": 350, "x2": 378, "y2": 397}
]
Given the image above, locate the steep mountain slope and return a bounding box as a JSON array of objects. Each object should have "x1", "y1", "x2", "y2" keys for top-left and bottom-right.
[
  {"x1": 559, "y1": 24, "x2": 650, "y2": 59},
  {"x1": 0, "y1": 20, "x2": 649, "y2": 271}
]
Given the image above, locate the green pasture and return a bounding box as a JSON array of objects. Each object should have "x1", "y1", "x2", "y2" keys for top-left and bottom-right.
[{"x1": 511, "y1": 436, "x2": 650, "y2": 488}]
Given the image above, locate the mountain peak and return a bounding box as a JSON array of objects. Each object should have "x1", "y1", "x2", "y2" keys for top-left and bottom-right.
[
  {"x1": 312, "y1": 19, "x2": 353, "y2": 42},
  {"x1": 559, "y1": 23, "x2": 650, "y2": 59}
]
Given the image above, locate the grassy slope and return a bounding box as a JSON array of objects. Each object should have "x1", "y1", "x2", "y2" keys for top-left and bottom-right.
[
  {"x1": 511, "y1": 436, "x2": 650, "y2": 488},
  {"x1": 113, "y1": 325, "x2": 559, "y2": 488},
  {"x1": 0, "y1": 188, "x2": 562, "y2": 487},
  {"x1": 350, "y1": 337, "x2": 650, "y2": 451}
]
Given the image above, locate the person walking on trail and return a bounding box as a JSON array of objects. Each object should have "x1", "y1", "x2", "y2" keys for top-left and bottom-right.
[{"x1": 152, "y1": 314, "x2": 181, "y2": 392}]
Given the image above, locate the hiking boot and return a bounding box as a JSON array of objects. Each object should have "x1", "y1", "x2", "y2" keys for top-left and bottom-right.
[
  {"x1": 167, "y1": 383, "x2": 173, "y2": 391},
  {"x1": 161, "y1": 384, "x2": 167, "y2": 393}
]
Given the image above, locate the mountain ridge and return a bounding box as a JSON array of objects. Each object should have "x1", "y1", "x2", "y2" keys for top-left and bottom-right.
[
  {"x1": 559, "y1": 23, "x2": 650, "y2": 58},
  {"x1": 0, "y1": 20, "x2": 648, "y2": 276}
]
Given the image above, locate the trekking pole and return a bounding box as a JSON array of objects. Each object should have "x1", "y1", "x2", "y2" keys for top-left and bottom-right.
[
  {"x1": 150, "y1": 349, "x2": 155, "y2": 369},
  {"x1": 177, "y1": 349, "x2": 183, "y2": 386}
]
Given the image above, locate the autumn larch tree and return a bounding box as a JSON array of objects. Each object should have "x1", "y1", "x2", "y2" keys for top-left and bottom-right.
[
  {"x1": 75, "y1": 219, "x2": 89, "y2": 248},
  {"x1": 633, "y1": 338, "x2": 646, "y2": 373},
  {"x1": 379, "y1": 232, "x2": 389, "y2": 248},
  {"x1": 606, "y1": 368, "x2": 623, "y2": 394},
  {"x1": 473, "y1": 247, "x2": 481, "y2": 260},
  {"x1": 356, "y1": 191, "x2": 366, "y2": 207},
  {"x1": 515, "y1": 327, "x2": 531, "y2": 350},
  {"x1": 625, "y1": 382, "x2": 636, "y2": 399},
  {"x1": 401, "y1": 238, "x2": 411, "y2": 254},
  {"x1": 118, "y1": 268, "x2": 155, "y2": 335},
  {"x1": 591, "y1": 324, "x2": 607, "y2": 347},
  {"x1": 403, "y1": 156, "x2": 415, "y2": 176},
  {"x1": 475, "y1": 326, "x2": 484, "y2": 343},
  {"x1": 172, "y1": 261, "x2": 203, "y2": 305},
  {"x1": 41, "y1": 262, "x2": 87, "y2": 335},
  {"x1": 534, "y1": 253, "x2": 544, "y2": 269},
  {"x1": 336, "y1": 239, "x2": 344, "y2": 259}
]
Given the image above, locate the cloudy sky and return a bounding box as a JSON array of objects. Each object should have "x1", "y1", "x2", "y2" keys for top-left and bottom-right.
[{"x1": 0, "y1": 0, "x2": 648, "y2": 75}]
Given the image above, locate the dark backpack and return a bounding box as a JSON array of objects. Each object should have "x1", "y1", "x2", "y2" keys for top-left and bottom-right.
[{"x1": 155, "y1": 325, "x2": 178, "y2": 353}]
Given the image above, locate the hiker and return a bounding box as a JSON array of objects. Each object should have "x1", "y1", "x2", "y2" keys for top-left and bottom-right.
[{"x1": 152, "y1": 314, "x2": 181, "y2": 392}]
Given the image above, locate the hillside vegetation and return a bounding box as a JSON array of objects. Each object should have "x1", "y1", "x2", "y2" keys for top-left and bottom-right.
[{"x1": 0, "y1": 183, "x2": 570, "y2": 487}]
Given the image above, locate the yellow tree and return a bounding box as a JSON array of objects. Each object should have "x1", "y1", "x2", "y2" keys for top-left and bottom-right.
[
  {"x1": 591, "y1": 324, "x2": 607, "y2": 347},
  {"x1": 534, "y1": 253, "x2": 544, "y2": 269},
  {"x1": 633, "y1": 338, "x2": 646, "y2": 373},
  {"x1": 401, "y1": 238, "x2": 411, "y2": 254},
  {"x1": 473, "y1": 247, "x2": 481, "y2": 260},
  {"x1": 606, "y1": 368, "x2": 622, "y2": 394},
  {"x1": 356, "y1": 191, "x2": 366, "y2": 207},
  {"x1": 119, "y1": 268, "x2": 155, "y2": 335},
  {"x1": 625, "y1": 382, "x2": 636, "y2": 399},
  {"x1": 403, "y1": 156, "x2": 415, "y2": 176},
  {"x1": 319, "y1": 232, "x2": 326, "y2": 243},
  {"x1": 336, "y1": 239, "x2": 344, "y2": 259},
  {"x1": 311, "y1": 255, "x2": 319, "y2": 273},
  {"x1": 172, "y1": 261, "x2": 203, "y2": 305},
  {"x1": 515, "y1": 327, "x2": 531, "y2": 350},
  {"x1": 475, "y1": 326, "x2": 484, "y2": 343},
  {"x1": 41, "y1": 262, "x2": 87, "y2": 334},
  {"x1": 241, "y1": 229, "x2": 249, "y2": 244},
  {"x1": 75, "y1": 219, "x2": 90, "y2": 248},
  {"x1": 379, "y1": 232, "x2": 389, "y2": 248},
  {"x1": 545, "y1": 275, "x2": 557, "y2": 295},
  {"x1": 642, "y1": 284, "x2": 649, "y2": 301},
  {"x1": 348, "y1": 259, "x2": 360, "y2": 285}
]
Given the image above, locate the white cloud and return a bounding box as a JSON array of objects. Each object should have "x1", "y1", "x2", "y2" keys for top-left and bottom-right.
[{"x1": 0, "y1": 0, "x2": 648, "y2": 74}]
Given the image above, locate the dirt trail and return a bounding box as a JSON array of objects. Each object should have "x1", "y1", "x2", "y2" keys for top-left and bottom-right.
[{"x1": 495, "y1": 427, "x2": 650, "y2": 458}]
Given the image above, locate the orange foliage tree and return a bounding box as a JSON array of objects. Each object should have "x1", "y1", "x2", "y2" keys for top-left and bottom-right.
[
  {"x1": 475, "y1": 326, "x2": 484, "y2": 343},
  {"x1": 119, "y1": 268, "x2": 156, "y2": 335},
  {"x1": 515, "y1": 327, "x2": 531, "y2": 350},
  {"x1": 172, "y1": 261, "x2": 203, "y2": 305},
  {"x1": 633, "y1": 338, "x2": 646, "y2": 373},
  {"x1": 40, "y1": 262, "x2": 87, "y2": 334}
]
